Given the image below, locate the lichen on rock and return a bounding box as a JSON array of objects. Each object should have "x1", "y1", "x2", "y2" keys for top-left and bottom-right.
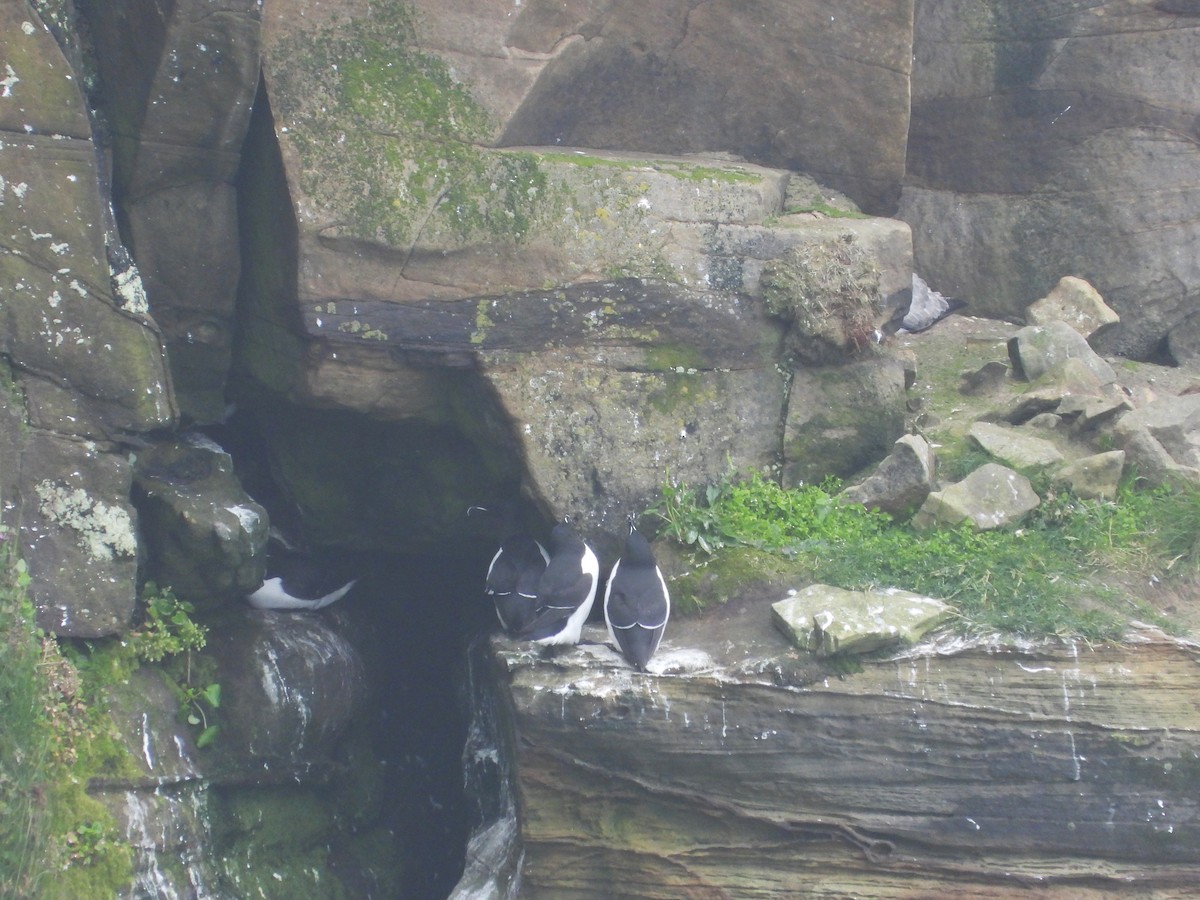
[{"x1": 34, "y1": 479, "x2": 137, "y2": 561}]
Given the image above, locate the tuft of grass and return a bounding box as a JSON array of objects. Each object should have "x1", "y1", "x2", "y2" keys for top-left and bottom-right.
[
  {"x1": 760, "y1": 234, "x2": 882, "y2": 365},
  {"x1": 0, "y1": 530, "x2": 53, "y2": 897},
  {"x1": 648, "y1": 468, "x2": 1200, "y2": 641},
  {"x1": 0, "y1": 521, "x2": 134, "y2": 898}
]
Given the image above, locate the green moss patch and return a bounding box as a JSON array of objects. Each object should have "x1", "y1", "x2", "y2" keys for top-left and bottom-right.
[{"x1": 271, "y1": 5, "x2": 561, "y2": 249}]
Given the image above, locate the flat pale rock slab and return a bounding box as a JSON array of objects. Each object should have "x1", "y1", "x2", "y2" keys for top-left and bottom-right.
[
  {"x1": 913, "y1": 462, "x2": 1040, "y2": 531},
  {"x1": 772, "y1": 583, "x2": 954, "y2": 657},
  {"x1": 968, "y1": 421, "x2": 1065, "y2": 469}
]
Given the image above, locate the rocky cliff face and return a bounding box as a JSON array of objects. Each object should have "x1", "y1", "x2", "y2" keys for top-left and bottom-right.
[
  {"x1": 902, "y1": 1, "x2": 1200, "y2": 359},
  {"x1": 496, "y1": 619, "x2": 1200, "y2": 897},
  {"x1": 2, "y1": 0, "x2": 1199, "y2": 896}
]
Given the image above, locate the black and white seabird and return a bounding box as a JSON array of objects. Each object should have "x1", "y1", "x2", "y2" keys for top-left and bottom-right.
[
  {"x1": 470, "y1": 505, "x2": 550, "y2": 634},
  {"x1": 246, "y1": 534, "x2": 358, "y2": 611},
  {"x1": 483, "y1": 532, "x2": 550, "y2": 634},
  {"x1": 517, "y1": 520, "x2": 599, "y2": 646},
  {"x1": 603, "y1": 520, "x2": 670, "y2": 671}
]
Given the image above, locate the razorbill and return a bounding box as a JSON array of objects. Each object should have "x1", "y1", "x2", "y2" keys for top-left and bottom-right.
[
  {"x1": 603, "y1": 520, "x2": 670, "y2": 670},
  {"x1": 483, "y1": 532, "x2": 550, "y2": 635},
  {"x1": 245, "y1": 535, "x2": 357, "y2": 611},
  {"x1": 517, "y1": 520, "x2": 599, "y2": 646}
]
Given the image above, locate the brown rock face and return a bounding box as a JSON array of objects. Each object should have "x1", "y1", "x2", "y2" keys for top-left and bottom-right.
[
  {"x1": 86, "y1": 0, "x2": 263, "y2": 422},
  {"x1": 499, "y1": 622, "x2": 1200, "y2": 897},
  {"x1": 2, "y1": 5, "x2": 175, "y2": 636},
  {"x1": 495, "y1": 0, "x2": 914, "y2": 214},
  {"x1": 901, "y1": 2, "x2": 1200, "y2": 358}
]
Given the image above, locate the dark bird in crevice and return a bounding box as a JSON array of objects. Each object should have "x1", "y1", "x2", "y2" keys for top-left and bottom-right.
[
  {"x1": 471, "y1": 504, "x2": 550, "y2": 635},
  {"x1": 245, "y1": 531, "x2": 358, "y2": 611}
]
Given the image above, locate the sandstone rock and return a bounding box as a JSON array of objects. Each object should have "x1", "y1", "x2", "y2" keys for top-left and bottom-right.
[
  {"x1": 783, "y1": 354, "x2": 909, "y2": 486},
  {"x1": 968, "y1": 421, "x2": 1064, "y2": 469},
  {"x1": 497, "y1": 622, "x2": 1200, "y2": 895},
  {"x1": 206, "y1": 610, "x2": 366, "y2": 763},
  {"x1": 86, "y1": 0, "x2": 263, "y2": 423},
  {"x1": 133, "y1": 435, "x2": 270, "y2": 610},
  {"x1": 479, "y1": 0, "x2": 913, "y2": 213},
  {"x1": 1004, "y1": 356, "x2": 1105, "y2": 425},
  {"x1": 0, "y1": 6, "x2": 175, "y2": 436},
  {"x1": 959, "y1": 360, "x2": 1010, "y2": 396},
  {"x1": 912, "y1": 463, "x2": 1039, "y2": 531},
  {"x1": 1113, "y1": 393, "x2": 1200, "y2": 486},
  {"x1": 1008, "y1": 321, "x2": 1116, "y2": 385},
  {"x1": 840, "y1": 433, "x2": 936, "y2": 518},
  {"x1": 1166, "y1": 310, "x2": 1200, "y2": 367},
  {"x1": 1025, "y1": 275, "x2": 1119, "y2": 339},
  {"x1": 1025, "y1": 412, "x2": 1062, "y2": 431},
  {"x1": 1072, "y1": 384, "x2": 1135, "y2": 433},
  {"x1": 20, "y1": 430, "x2": 140, "y2": 636},
  {"x1": 900, "y1": 4, "x2": 1200, "y2": 358},
  {"x1": 771, "y1": 583, "x2": 953, "y2": 657},
  {"x1": 1054, "y1": 450, "x2": 1126, "y2": 502}
]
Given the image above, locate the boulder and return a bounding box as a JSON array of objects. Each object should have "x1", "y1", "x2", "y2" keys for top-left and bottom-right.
[
  {"x1": 20, "y1": 430, "x2": 140, "y2": 636},
  {"x1": 900, "y1": 3, "x2": 1200, "y2": 358},
  {"x1": 968, "y1": 421, "x2": 1064, "y2": 470},
  {"x1": 840, "y1": 433, "x2": 936, "y2": 518},
  {"x1": 0, "y1": 6, "x2": 175, "y2": 435},
  {"x1": 771, "y1": 583, "x2": 953, "y2": 657},
  {"x1": 958, "y1": 360, "x2": 1010, "y2": 397},
  {"x1": 1025, "y1": 275, "x2": 1119, "y2": 339},
  {"x1": 1054, "y1": 450, "x2": 1126, "y2": 502},
  {"x1": 1003, "y1": 356, "x2": 1108, "y2": 425},
  {"x1": 783, "y1": 354, "x2": 909, "y2": 486},
  {"x1": 1113, "y1": 393, "x2": 1200, "y2": 486},
  {"x1": 132, "y1": 435, "x2": 270, "y2": 610},
  {"x1": 1008, "y1": 321, "x2": 1116, "y2": 385},
  {"x1": 387, "y1": 0, "x2": 914, "y2": 213},
  {"x1": 912, "y1": 463, "x2": 1039, "y2": 531},
  {"x1": 1166, "y1": 310, "x2": 1200, "y2": 367},
  {"x1": 205, "y1": 609, "x2": 366, "y2": 764}
]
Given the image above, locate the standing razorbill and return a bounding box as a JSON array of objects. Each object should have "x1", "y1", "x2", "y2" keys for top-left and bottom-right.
[
  {"x1": 517, "y1": 520, "x2": 599, "y2": 646},
  {"x1": 470, "y1": 504, "x2": 549, "y2": 634},
  {"x1": 483, "y1": 532, "x2": 550, "y2": 635},
  {"x1": 603, "y1": 521, "x2": 670, "y2": 670}
]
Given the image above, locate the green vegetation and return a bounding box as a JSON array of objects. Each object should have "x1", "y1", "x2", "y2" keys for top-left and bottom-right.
[
  {"x1": 760, "y1": 234, "x2": 882, "y2": 364},
  {"x1": 127, "y1": 584, "x2": 221, "y2": 749},
  {"x1": 0, "y1": 521, "x2": 134, "y2": 899},
  {"x1": 781, "y1": 201, "x2": 871, "y2": 220},
  {"x1": 0, "y1": 532, "x2": 51, "y2": 896},
  {"x1": 648, "y1": 469, "x2": 1198, "y2": 640}
]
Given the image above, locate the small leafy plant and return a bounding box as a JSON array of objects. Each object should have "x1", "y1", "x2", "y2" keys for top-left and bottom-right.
[
  {"x1": 130, "y1": 584, "x2": 220, "y2": 747},
  {"x1": 128, "y1": 584, "x2": 207, "y2": 662}
]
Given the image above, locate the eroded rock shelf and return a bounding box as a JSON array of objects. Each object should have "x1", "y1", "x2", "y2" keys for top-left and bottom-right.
[{"x1": 497, "y1": 616, "x2": 1200, "y2": 897}]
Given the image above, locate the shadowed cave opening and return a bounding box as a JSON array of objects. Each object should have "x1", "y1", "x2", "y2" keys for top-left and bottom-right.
[
  {"x1": 209, "y1": 75, "x2": 544, "y2": 897},
  {"x1": 209, "y1": 403, "x2": 526, "y2": 898}
]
